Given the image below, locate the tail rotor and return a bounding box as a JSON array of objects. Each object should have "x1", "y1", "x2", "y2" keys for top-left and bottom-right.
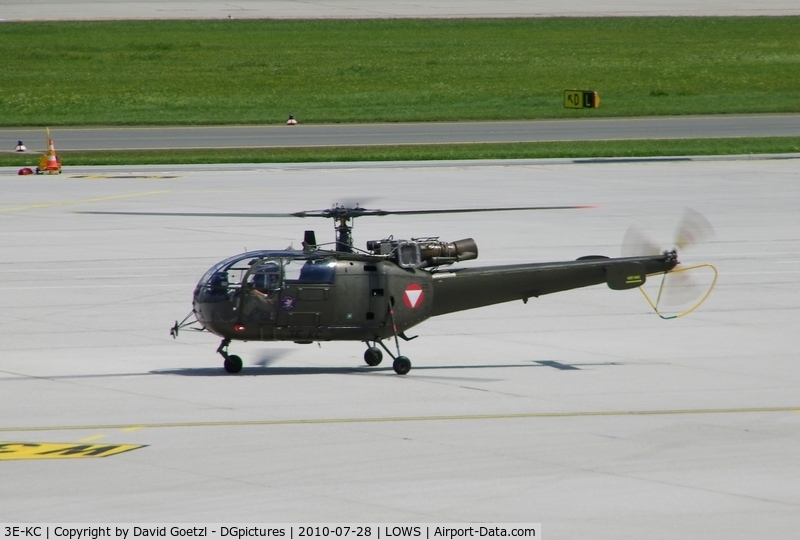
[{"x1": 622, "y1": 208, "x2": 717, "y2": 319}]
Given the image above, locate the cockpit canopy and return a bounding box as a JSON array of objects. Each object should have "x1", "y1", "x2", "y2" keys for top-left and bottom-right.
[{"x1": 194, "y1": 250, "x2": 337, "y2": 304}]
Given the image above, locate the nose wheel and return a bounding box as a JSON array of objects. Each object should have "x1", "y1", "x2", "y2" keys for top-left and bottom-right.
[
  {"x1": 223, "y1": 355, "x2": 243, "y2": 374},
  {"x1": 217, "y1": 339, "x2": 243, "y2": 374}
]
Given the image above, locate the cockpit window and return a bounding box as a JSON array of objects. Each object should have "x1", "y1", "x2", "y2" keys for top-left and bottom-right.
[
  {"x1": 196, "y1": 253, "x2": 335, "y2": 303},
  {"x1": 195, "y1": 270, "x2": 234, "y2": 304},
  {"x1": 248, "y1": 260, "x2": 282, "y2": 292},
  {"x1": 296, "y1": 259, "x2": 337, "y2": 283},
  {"x1": 197, "y1": 254, "x2": 239, "y2": 288},
  {"x1": 195, "y1": 256, "x2": 253, "y2": 303}
]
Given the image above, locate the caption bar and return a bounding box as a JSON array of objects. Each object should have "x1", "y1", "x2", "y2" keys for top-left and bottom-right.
[{"x1": 2, "y1": 525, "x2": 540, "y2": 540}]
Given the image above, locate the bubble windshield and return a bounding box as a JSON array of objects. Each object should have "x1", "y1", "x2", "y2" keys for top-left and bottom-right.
[{"x1": 196, "y1": 251, "x2": 337, "y2": 298}]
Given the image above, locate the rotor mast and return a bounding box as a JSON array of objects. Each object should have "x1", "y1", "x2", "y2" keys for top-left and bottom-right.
[{"x1": 335, "y1": 217, "x2": 354, "y2": 252}]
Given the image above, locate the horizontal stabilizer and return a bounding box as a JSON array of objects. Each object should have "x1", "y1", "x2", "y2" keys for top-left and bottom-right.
[{"x1": 606, "y1": 262, "x2": 646, "y2": 290}]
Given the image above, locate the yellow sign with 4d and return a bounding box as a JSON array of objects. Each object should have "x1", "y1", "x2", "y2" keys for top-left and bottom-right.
[{"x1": 564, "y1": 90, "x2": 600, "y2": 109}]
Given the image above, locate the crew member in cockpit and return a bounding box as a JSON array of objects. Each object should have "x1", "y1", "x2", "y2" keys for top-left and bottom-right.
[
  {"x1": 250, "y1": 263, "x2": 281, "y2": 297},
  {"x1": 205, "y1": 272, "x2": 233, "y2": 302},
  {"x1": 248, "y1": 263, "x2": 281, "y2": 306}
]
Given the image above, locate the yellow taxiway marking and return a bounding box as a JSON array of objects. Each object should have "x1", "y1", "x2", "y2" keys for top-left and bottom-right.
[
  {"x1": 78, "y1": 434, "x2": 107, "y2": 443},
  {"x1": 0, "y1": 190, "x2": 170, "y2": 214},
  {"x1": 0, "y1": 407, "x2": 796, "y2": 433},
  {"x1": 0, "y1": 442, "x2": 146, "y2": 460},
  {"x1": 68, "y1": 174, "x2": 182, "y2": 180}
]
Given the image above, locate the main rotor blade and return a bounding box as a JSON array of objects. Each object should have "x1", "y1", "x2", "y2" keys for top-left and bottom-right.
[
  {"x1": 365, "y1": 205, "x2": 597, "y2": 216},
  {"x1": 77, "y1": 205, "x2": 594, "y2": 219},
  {"x1": 76, "y1": 211, "x2": 301, "y2": 218}
]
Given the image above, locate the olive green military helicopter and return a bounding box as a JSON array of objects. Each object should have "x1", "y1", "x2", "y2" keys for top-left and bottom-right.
[{"x1": 87, "y1": 204, "x2": 715, "y2": 375}]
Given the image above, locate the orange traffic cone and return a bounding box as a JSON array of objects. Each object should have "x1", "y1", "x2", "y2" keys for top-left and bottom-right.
[{"x1": 39, "y1": 128, "x2": 61, "y2": 174}]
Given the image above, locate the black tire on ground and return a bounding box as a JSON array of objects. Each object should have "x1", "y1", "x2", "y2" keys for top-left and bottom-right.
[
  {"x1": 224, "y1": 354, "x2": 243, "y2": 374},
  {"x1": 393, "y1": 356, "x2": 411, "y2": 375},
  {"x1": 364, "y1": 347, "x2": 383, "y2": 366}
]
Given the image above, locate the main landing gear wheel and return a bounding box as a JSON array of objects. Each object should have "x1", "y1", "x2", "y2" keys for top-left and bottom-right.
[
  {"x1": 224, "y1": 355, "x2": 243, "y2": 374},
  {"x1": 364, "y1": 347, "x2": 383, "y2": 366},
  {"x1": 393, "y1": 356, "x2": 411, "y2": 375}
]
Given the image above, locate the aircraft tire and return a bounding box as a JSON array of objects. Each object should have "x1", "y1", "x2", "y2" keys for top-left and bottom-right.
[
  {"x1": 393, "y1": 356, "x2": 411, "y2": 375},
  {"x1": 224, "y1": 355, "x2": 243, "y2": 374},
  {"x1": 364, "y1": 347, "x2": 383, "y2": 366}
]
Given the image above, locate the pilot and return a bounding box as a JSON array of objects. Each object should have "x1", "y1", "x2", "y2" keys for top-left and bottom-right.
[
  {"x1": 248, "y1": 263, "x2": 281, "y2": 305},
  {"x1": 251, "y1": 262, "x2": 281, "y2": 289},
  {"x1": 243, "y1": 263, "x2": 281, "y2": 322}
]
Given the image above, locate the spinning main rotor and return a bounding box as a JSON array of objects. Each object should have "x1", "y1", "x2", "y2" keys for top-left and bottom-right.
[{"x1": 80, "y1": 203, "x2": 594, "y2": 253}]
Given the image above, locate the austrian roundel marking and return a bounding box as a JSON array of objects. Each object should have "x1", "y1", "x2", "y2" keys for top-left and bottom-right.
[
  {"x1": 403, "y1": 283, "x2": 425, "y2": 309},
  {"x1": 280, "y1": 295, "x2": 296, "y2": 311}
]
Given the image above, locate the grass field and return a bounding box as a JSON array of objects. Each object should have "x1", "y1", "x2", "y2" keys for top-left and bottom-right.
[
  {"x1": 1, "y1": 18, "x2": 798, "y2": 126},
  {"x1": 2, "y1": 138, "x2": 798, "y2": 167}
]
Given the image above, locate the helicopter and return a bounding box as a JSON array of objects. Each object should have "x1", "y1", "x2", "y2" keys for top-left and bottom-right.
[{"x1": 83, "y1": 204, "x2": 715, "y2": 375}]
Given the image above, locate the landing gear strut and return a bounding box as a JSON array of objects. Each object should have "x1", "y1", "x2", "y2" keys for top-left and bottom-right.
[
  {"x1": 363, "y1": 302, "x2": 413, "y2": 375},
  {"x1": 217, "y1": 338, "x2": 243, "y2": 374},
  {"x1": 364, "y1": 340, "x2": 411, "y2": 375},
  {"x1": 386, "y1": 300, "x2": 411, "y2": 375}
]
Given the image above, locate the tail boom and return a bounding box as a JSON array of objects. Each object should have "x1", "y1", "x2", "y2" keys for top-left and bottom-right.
[{"x1": 430, "y1": 253, "x2": 677, "y2": 316}]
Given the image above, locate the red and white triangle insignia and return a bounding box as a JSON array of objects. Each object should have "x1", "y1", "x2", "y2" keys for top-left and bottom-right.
[{"x1": 403, "y1": 284, "x2": 424, "y2": 309}]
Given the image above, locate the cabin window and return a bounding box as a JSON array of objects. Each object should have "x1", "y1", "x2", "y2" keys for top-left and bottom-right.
[{"x1": 286, "y1": 259, "x2": 337, "y2": 284}]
